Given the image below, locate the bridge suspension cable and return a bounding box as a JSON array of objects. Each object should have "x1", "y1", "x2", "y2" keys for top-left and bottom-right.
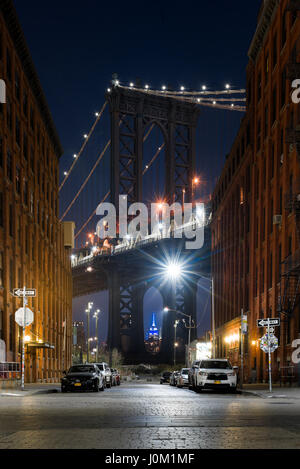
[
  {"x1": 74, "y1": 125, "x2": 162, "y2": 241},
  {"x1": 61, "y1": 122, "x2": 156, "y2": 222},
  {"x1": 59, "y1": 101, "x2": 108, "y2": 191}
]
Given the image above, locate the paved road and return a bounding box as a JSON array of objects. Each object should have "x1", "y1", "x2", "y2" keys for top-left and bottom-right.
[{"x1": 0, "y1": 383, "x2": 300, "y2": 449}]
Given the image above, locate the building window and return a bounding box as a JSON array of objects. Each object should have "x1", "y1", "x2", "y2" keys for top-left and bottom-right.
[
  {"x1": 9, "y1": 204, "x2": 13, "y2": 237},
  {"x1": 6, "y1": 99, "x2": 12, "y2": 131},
  {"x1": 0, "y1": 192, "x2": 3, "y2": 227},
  {"x1": 6, "y1": 149, "x2": 12, "y2": 181},
  {"x1": 23, "y1": 131, "x2": 28, "y2": 160},
  {"x1": 15, "y1": 70, "x2": 20, "y2": 101},
  {"x1": 272, "y1": 87, "x2": 277, "y2": 124},
  {"x1": 281, "y1": 13, "x2": 287, "y2": 49},
  {"x1": 269, "y1": 254, "x2": 273, "y2": 289},
  {"x1": 0, "y1": 135, "x2": 3, "y2": 168},
  {"x1": 16, "y1": 165, "x2": 21, "y2": 194},
  {"x1": 23, "y1": 91, "x2": 28, "y2": 116},
  {"x1": 23, "y1": 179, "x2": 28, "y2": 205},
  {"x1": 6, "y1": 49, "x2": 12, "y2": 80},
  {"x1": 0, "y1": 252, "x2": 3, "y2": 287},
  {"x1": 9, "y1": 314, "x2": 14, "y2": 352},
  {"x1": 15, "y1": 116, "x2": 20, "y2": 147},
  {"x1": 273, "y1": 33, "x2": 277, "y2": 69},
  {"x1": 0, "y1": 310, "x2": 3, "y2": 340},
  {"x1": 9, "y1": 258, "x2": 14, "y2": 291},
  {"x1": 257, "y1": 71, "x2": 262, "y2": 101}
]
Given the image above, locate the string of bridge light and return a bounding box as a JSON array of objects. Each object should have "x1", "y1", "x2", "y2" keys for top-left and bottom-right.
[{"x1": 107, "y1": 81, "x2": 246, "y2": 112}]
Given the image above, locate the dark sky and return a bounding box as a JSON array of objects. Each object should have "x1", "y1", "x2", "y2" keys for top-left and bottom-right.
[{"x1": 13, "y1": 0, "x2": 262, "y2": 345}]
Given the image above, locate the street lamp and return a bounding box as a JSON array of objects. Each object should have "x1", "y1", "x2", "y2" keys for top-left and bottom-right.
[
  {"x1": 174, "y1": 319, "x2": 179, "y2": 366},
  {"x1": 86, "y1": 302, "x2": 93, "y2": 363},
  {"x1": 164, "y1": 261, "x2": 183, "y2": 281},
  {"x1": 164, "y1": 307, "x2": 195, "y2": 366},
  {"x1": 93, "y1": 309, "x2": 100, "y2": 362},
  {"x1": 192, "y1": 176, "x2": 199, "y2": 204}
]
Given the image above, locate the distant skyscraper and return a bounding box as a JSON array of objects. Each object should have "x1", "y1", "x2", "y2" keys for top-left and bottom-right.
[{"x1": 145, "y1": 313, "x2": 161, "y2": 354}]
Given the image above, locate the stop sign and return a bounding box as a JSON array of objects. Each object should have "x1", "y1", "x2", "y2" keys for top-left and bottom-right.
[{"x1": 15, "y1": 307, "x2": 34, "y2": 327}]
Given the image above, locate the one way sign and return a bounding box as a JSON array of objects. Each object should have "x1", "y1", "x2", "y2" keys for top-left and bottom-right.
[
  {"x1": 257, "y1": 318, "x2": 280, "y2": 327},
  {"x1": 13, "y1": 288, "x2": 36, "y2": 298}
]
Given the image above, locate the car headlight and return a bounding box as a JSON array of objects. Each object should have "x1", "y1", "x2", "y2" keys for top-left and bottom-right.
[
  {"x1": 227, "y1": 372, "x2": 235, "y2": 377},
  {"x1": 199, "y1": 372, "x2": 208, "y2": 377}
]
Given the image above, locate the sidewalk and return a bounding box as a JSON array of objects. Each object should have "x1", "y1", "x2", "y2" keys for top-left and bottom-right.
[
  {"x1": 0, "y1": 382, "x2": 60, "y2": 397},
  {"x1": 240, "y1": 383, "x2": 300, "y2": 399}
]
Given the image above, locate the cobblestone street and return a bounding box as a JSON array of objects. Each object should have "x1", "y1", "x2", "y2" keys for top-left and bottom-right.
[{"x1": 1, "y1": 383, "x2": 300, "y2": 449}]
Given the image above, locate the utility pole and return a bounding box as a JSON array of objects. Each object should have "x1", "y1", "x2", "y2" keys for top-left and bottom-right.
[{"x1": 94, "y1": 309, "x2": 100, "y2": 362}]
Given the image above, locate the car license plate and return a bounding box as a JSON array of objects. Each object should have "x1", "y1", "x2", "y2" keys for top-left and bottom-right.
[
  {"x1": 74, "y1": 383, "x2": 81, "y2": 387},
  {"x1": 214, "y1": 380, "x2": 221, "y2": 384}
]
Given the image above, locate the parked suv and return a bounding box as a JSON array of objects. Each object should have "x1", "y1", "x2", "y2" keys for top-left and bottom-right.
[
  {"x1": 194, "y1": 359, "x2": 237, "y2": 392},
  {"x1": 94, "y1": 362, "x2": 112, "y2": 388}
]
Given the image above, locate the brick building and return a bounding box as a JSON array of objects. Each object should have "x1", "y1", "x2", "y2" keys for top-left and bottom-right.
[
  {"x1": 0, "y1": 0, "x2": 73, "y2": 382},
  {"x1": 211, "y1": 0, "x2": 300, "y2": 383}
]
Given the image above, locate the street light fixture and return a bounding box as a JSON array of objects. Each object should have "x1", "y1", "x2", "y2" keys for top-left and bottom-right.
[
  {"x1": 164, "y1": 306, "x2": 195, "y2": 366},
  {"x1": 93, "y1": 309, "x2": 100, "y2": 361},
  {"x1": 164, "y1": 261, "x2": 182, "y2": 281}
]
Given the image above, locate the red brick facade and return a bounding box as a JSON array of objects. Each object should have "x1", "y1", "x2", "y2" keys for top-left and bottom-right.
[
  {"x1": 211, "y1": 0, "x2": 300, "y2": 383},
  {"x1": 0, "y1": 1, "x2": 73, "y2": 382}
]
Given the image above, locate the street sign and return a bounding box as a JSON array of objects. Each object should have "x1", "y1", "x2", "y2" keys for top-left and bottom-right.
[
  {"x1": 260, "y1": 333, "x2": 279, "y2": 353},
  {"x1": 241, "y1": 314, "x2": 248, "y2": 334},
  {"x1": 257, "y1": 318, "x2": 280, "y2": 327},
  {"x1": 13, "y1": 288, "x2": 36, "y2": 298},
  {"x1": 15, "y1": 307, "x2": 34, "y2": 327}
]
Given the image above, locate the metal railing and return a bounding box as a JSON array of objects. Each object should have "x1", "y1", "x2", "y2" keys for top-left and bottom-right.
[
  {"x1": 71, "y1": 218, "x2": 208, "y2": 268},
  {"x1": 0, "y1": 362, "x2": 21, "y2": 380}
]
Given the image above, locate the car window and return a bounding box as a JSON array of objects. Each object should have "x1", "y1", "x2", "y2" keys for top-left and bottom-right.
[
  {"x1": 97, "y1": 364, "x2": 104, "y2": 370},
  {"x1": 69, "y1": 366, "x2": 95, "y2": 373},
  {"x1": 182, "y1": 369, "x2": 189, "y2": 374},
  {"x1": 200, "y1": 360, "x2": 232, "y2": 370}
]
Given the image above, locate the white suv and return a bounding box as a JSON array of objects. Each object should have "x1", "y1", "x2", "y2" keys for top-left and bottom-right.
[{"x1": 194, "y1": 359, "x2": 237, "y2": 392}]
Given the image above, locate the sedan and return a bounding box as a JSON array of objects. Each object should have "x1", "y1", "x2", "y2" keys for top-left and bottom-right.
[{"x1": 61, "y1": 364, "x2": 105, "y2": 392}]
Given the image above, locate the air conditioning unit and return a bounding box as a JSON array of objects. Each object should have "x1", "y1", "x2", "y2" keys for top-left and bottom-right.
[{"x1": 273, "y1": 214, "x2": 282, "y2": 225}]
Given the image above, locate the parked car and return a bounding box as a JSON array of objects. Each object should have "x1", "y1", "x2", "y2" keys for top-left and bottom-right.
[
  {"x1": 177, "y1": 368, "x2": 190, "y2": 388},
  {"x1": 160, "y1": 371, "x2": 172, "y2": 384},
  {"x1": 169, "y1": 371, "x2": 180, "y2": 386},
  {"x1": 61, "y1": 364, "x2": 104, "y2": 392},
  {"x1": 194, "y1": 359, "x2": 237, "y2": 392},
  {"x1": 188, "y1": 361, "x2": 201, "y2": 390},
  {"x1": 94, "y1": 362, "x2": 112, "y2": 388},
  {"x1": 111, "y1": 368, "x2": 121, "y2": 386}
]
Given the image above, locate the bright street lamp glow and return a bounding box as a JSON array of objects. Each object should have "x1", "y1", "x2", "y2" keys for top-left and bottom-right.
[
  {"x1": 225, "y1": 83, "x2": 230, "y2": 89},
  {"x1": 165, "y1": 262, "x2": 182, "y2": 280},
  {"x1": 202, "y1": 85, "x2": 206, "y2": 90}
]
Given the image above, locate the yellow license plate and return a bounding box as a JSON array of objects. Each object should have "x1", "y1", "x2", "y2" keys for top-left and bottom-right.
[
  {"x1": 214, "y1": 380, "x2": 221, "y2": 384},
  {"x1": 74, "y1": 383, "x2": 81, "y2": 387}
]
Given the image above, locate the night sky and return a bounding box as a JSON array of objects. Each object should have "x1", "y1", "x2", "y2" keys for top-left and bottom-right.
[{"x1": 13, "y1": 0, "x2": 262, "y2": 344}]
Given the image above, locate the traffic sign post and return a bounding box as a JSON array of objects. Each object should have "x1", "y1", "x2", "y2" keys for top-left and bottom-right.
[
  {"x1": 14, "y1": 287, "x2": 36, "y2": 391},
  {"x1": 257, "y1": 318, "x2": 280, "y2": 393}
]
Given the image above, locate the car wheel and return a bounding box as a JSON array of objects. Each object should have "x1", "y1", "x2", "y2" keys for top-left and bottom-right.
[
  {"x1": 117, "y1": 381, "x2": 120, "y2": 386},
  {"x1": 100, "y1": 383, "x2": 105, "y2": 391},
  {"x1": 195, "y1": 386, "x2": 202, "y2": 393},
  {"x1": 93, "y1": 380, "x2": 100, "y2": 392}
]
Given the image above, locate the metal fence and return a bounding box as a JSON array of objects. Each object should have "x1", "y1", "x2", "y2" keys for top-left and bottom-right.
[{"x1": 0, "y1": 362, "x2": 21, "y2": 380}]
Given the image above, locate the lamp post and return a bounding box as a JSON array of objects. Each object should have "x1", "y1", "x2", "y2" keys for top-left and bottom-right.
[
  {"x1": 164, "y1": 307, "x2": 195, "y2": 366},
  {"x1": 86, "y1": 301, "x2": 93, "y2": 363},
  {"x1": 191, "y1": 177, "x2": 199, "y2": 205},
  {"x1": 93, "y1": 309, "x2": 100, "y2": 362},
  {"x1": 174, "y1": 319, "x2": 179, "y2": 366}
]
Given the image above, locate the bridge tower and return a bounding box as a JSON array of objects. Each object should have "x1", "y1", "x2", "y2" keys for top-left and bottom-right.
[{"x1": 106, "y1": 83, "x2": 200, "y2": 363}]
